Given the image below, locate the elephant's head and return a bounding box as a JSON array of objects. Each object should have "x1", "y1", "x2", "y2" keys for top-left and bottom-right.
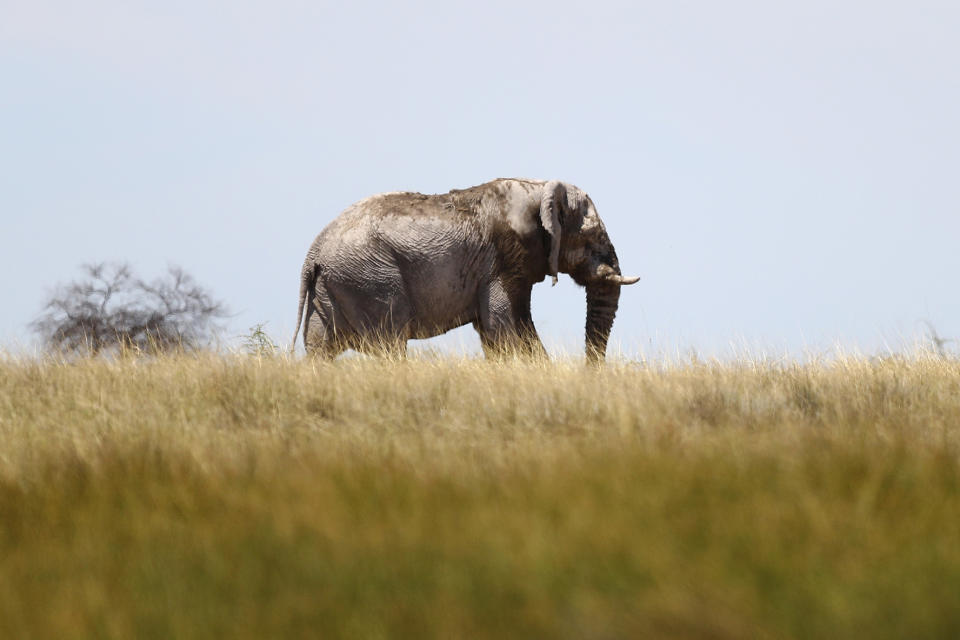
[{"x1": 540, "y1": 181, "x2": 639, "y2": 362}]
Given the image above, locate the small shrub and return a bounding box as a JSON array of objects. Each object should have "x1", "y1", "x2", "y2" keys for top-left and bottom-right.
[{"x1": 243, "y1": 323, "x2": 279, "y2": 357}]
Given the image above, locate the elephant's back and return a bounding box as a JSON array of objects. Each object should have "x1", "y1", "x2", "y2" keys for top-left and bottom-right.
[{"x1": 311, "y1": 191, "x2": 464, "y2": 267}]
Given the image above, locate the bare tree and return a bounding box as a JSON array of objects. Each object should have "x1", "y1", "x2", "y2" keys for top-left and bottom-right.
[{"x1": 31, "y1": 262, "x2": 228, "y2": 355}]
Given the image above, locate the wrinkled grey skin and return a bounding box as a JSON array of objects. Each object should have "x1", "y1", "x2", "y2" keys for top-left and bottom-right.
[{"x1": 291, "y1": 178, "x2": 639, "y2": 361}]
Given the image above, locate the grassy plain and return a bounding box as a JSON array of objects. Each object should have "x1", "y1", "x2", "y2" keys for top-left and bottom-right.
[{"x1": 1, "y1": 352, "x2": 959, "y2": 638}]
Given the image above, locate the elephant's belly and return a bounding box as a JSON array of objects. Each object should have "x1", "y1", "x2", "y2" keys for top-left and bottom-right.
[
  {"x1": 324, "y1": 267, "x2": 476, "y2": 339},
  {"x1": 396, "y1": 250, "x2": 481, "y2": 334},
  {"x1": 404, "y1": 314, "x2": 473, "y2": 340},
  {"x1": 405, "y1": 282, "x2": 477, "y2": 339}
]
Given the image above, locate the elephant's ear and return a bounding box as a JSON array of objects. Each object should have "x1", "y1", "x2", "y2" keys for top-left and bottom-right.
[
  {"x1": 540, "y1": 181, "x2": 567, "y2": 286},
  {"x1": 565, "y1": 186, "x2": 584, "y2": 220}
]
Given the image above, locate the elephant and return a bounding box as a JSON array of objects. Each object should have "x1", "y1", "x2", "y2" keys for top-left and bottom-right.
[{"x1": 290, "y1": 178, "x2": 639, "y2": 361}]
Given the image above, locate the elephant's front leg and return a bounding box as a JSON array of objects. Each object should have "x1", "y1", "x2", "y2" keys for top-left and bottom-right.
[
  {"x1": 513, "y1": 285, "x2": 548, "y2": 358},
  {"x1": 475, "y1": 280, "x2": 544, "y2": 359},
  {"x1": 517, "y1": 317, "x2": 548, "y2": 359}
]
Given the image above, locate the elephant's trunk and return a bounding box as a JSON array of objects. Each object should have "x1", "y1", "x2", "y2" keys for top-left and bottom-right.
[{"x1": 585, "y1": 282, "x2": 620, "y2": 363}]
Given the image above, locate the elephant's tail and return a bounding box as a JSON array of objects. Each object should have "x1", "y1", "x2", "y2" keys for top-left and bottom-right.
[{"x1": 290, "y1": 260, "x2": 314, "y2": 354}]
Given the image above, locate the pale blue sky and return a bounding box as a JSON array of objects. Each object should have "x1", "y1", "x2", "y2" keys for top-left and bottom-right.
[{"x1": 2, "y1": 1, "x2": 958, "y2": 357}]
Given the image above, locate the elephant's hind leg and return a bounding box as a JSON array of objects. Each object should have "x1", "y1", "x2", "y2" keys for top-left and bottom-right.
[
  {"x1": 304, "y1": 317, "x2": 344, "y2": 360},
  {"x1": 303, "y1": 287, "x2": 346, "y2": 360}
]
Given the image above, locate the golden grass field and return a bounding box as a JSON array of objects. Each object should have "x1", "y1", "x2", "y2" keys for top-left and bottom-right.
[{"x1": 1, "y1": 352, "x2": 959, "y2": 638}]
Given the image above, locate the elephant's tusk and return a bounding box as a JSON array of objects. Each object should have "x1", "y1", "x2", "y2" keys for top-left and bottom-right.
[{"x1": 607, "y1": 274, "x2": 640, "y2": 285}]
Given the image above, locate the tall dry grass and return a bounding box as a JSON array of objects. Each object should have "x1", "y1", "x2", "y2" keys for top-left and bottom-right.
[{"x1": 1, "y1": 352, "x2": 959, "y2": 638}]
